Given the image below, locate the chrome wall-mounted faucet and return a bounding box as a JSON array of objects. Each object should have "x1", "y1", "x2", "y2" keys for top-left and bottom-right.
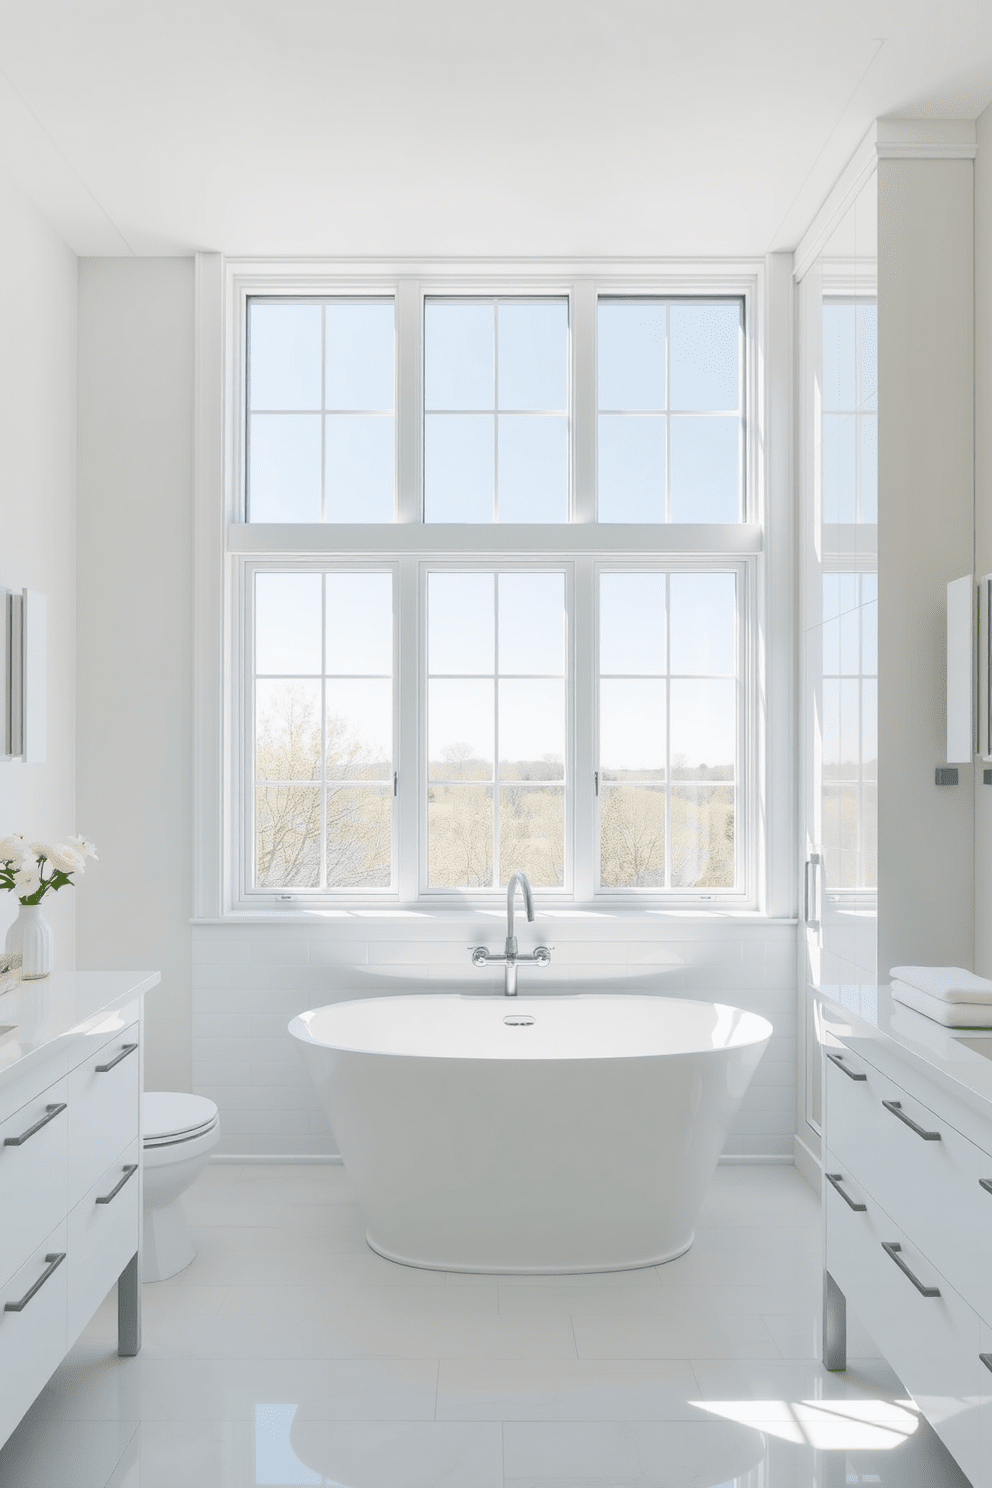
[{"x1": 470, "y1": 871, "x2": 552, "y2": 996}]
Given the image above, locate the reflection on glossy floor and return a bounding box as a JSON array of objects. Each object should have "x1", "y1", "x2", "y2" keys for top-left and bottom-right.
[{"x1": 0, "y1": 1163, "x2": 973, "y2": 1487}]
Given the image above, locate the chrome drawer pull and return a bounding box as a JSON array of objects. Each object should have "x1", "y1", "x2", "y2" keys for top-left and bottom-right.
[
  {"x1": 95, "y1": 1042, "x2": 138, "y2": 1073},
  {"x1": 882, "y1": 1100, "x2": 941, "y2": 1141},
  {"x1": 825, "y1": 1051, "x2": 866, "y2": 1081},
  {"x1": 3, "y1": 1102, "x2": 67, "y2": 1147},
  {"x1": 825, "y1": 1173, "x2": 867, "y2": 1211},
  {"x1": 4, "y1": 1253, "x2": 65, "y2": 1312},
  {"x1": 95, "y1": 1163, "x2": 138, "y2": 1205},
  {"x1": 881, "y1": 1241, "x2": 940, "y2": 1297},
  {"x1": 981, "y1": 1353, "x2": 992, "y2": 1374},
  {"x1": 980, "y1": 1179, "x2": 992, "y2": 1196}
]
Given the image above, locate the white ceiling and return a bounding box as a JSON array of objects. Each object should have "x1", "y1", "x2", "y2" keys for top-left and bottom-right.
[{"x1": 0, "y1": 0, "x2": 990, "y2": 259}]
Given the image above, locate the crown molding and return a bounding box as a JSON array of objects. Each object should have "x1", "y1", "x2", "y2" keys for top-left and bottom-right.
[{"x1": 794, "y1": 118, "x2": 977, "y2": 281}]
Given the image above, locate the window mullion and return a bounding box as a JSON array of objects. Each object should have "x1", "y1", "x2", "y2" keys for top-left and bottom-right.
[
  {"x1": 396, "y1": 555, "x2": 420, "y2": 899},
  {"x1": 396, "y1": 279, "x2": 422, "y2": 523},
  {"x1": 573, "y1": 557, "x2": 596, "y2": 900},
  {"x1": 572, "y1": 281, "x2": 596, "y2": 523}
]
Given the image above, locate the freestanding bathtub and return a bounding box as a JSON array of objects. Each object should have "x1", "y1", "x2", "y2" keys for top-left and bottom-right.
[{"x1": 289, "y1": 993, "x2": 772, "y2": 1273}]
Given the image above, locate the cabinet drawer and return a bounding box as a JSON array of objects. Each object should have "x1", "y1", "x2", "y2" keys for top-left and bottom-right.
[
  {"x1": 826, "y1": 1160, "x2": 992, "y2": 1488},
  {"x1": 826, "y1": 1047, "x2": 992, "y2": 1323},
  {"x1": 67, "y1": 1021, "x2": 139, "y2": 1205},
  {"x1": 0, "y1": 1078, "x2": 68, "y2": 1289},
  {"x1": 0, "y1": 1222, "x2": 68, "y2": 1449},
  {"x1": 67, "y1": 1138, "x2": 140, "y2": 1349}
]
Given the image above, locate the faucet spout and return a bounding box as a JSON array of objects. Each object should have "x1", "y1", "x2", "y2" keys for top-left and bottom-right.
[
  {"x1": 505, "y1": 870, "x2": 535, "y2": 953},
  {"x1": 469, "y1": 870, "x2": 551, "y2": 995}
]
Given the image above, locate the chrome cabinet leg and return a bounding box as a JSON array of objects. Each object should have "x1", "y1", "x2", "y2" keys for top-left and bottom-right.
[
  {"x1": 822, "y1": 1268, "x2": 846, "y2": 1371},
  {"x1": 118, "y1": 1251, "x2": 141, "y2": 1357}
]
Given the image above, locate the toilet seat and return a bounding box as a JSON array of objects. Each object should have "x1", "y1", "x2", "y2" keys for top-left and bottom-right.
[{"x1": 143, "y1": 1092, "x2": 219, "y2": 1148}]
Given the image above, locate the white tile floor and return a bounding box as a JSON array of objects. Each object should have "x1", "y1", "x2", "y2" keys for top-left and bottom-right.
[{"x1": 0, "y1": 1162, "x2": 974, "y2": 1487}]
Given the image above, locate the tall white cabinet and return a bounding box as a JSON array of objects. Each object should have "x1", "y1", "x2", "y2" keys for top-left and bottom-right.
[
  {"x1": 818, "y1": 988, "x2": 992, "y2": 1488},
  {"x1": 0, "y1": 970, "x2": 157, "y2": 1450}
]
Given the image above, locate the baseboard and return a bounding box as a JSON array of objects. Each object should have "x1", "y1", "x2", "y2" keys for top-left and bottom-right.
[
  {"x1": 718, "y1": 1153, "x2": 793, "y2": 1165},
  {"x1": 211, "y1": 1153, "x2": 344, "y2": 1165},
  {"x1": 793, "y1": 1133, "x2": 821, "y2": 1192},
  {"x1": 212, "y1": 1152, "x2": 791, "y2": 1168}
]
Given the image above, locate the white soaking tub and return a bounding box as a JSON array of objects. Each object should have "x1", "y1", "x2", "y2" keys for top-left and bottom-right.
[{"x1": 289, "y1": 993, "x2": 772, "y2": 1273}]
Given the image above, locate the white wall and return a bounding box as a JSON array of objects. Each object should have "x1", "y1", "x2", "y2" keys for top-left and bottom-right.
[
  {"x1": 76, "y1": 259, "x2": 195, "y2": 1091},
  {"x1": 877, "y1": 158, "x2": 976, "y2": 976},
  {"x1": 0, "y1": 175, "x2": 78, "y2": 963}
]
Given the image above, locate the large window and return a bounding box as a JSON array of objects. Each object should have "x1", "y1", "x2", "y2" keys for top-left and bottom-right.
[{"x1": 233, "y1": 280, "x2": 754, "y2": 906}]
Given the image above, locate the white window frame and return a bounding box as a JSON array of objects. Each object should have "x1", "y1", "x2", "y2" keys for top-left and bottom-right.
[{"x1": 194, "y1": 257, "x2": 770, "y2": 918}]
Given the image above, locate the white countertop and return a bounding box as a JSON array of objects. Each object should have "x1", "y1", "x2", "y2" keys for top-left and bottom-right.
[
  {"x1": 0, "y1": 969, "x2": 160, "y2": 1089},
  {"x1": 814, "y1": 982, "x2": 992, "y2": 1124}
]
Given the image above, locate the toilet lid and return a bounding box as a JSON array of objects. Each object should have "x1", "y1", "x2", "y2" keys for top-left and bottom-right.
[{"x1": 143, "y1": 1091, "x2": 218, "y2": 1143}]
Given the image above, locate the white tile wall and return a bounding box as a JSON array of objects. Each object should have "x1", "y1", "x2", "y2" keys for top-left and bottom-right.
[{"x1": 191, "y1": 916, "x2": 799, "y2": 1159}]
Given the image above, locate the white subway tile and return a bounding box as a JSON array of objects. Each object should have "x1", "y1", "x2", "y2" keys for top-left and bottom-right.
[
  {"x1": 250, "y1": 939, "x2": 310, "y2": 966},
  {"x1": 191, "y1": 1058, "x2": 253, "y2": 1086},
  {"x1": 193, "y1": 1013, "x2": 253, "y2": 1040}
]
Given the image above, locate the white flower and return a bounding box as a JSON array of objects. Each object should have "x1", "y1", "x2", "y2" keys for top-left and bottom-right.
[
  {"x1": 44, "y1": 844, "x2": 85, "y2": 875},
  {"x1": 0, "y1": 833, "x2": 26, "y2": 862},
  {"x1": 13, "y1": 866, "x2": 41, "y2": 895},
  {"x1": 68, "y1": 835, "x2": 98, "y2": 861}
]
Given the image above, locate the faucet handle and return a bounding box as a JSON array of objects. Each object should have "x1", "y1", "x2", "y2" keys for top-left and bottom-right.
[
  {"x1": 532, "y1": 945, "x2": 552, "y2": 966},
  {"x1": 471, "y1": 946, "x2": 494, "y2": 967}
]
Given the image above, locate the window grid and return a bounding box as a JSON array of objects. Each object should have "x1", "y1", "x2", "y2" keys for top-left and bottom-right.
[
  {"x1": 246, "y1": 297, "x2": 397, "y2": 524},
  {"x1": 423, "y1": 296, "x2": 570, "y2": 524},
  {"x1": 597, "y1": 297, "x2": 744, "y2": 524},
  {"x1": 425, "y1": 567, "x2": 569, "y2": 893},
  {"x1": 596, "y1": 568, "x2": 740, "y2": 893},
  {"x1": 232, "y1": 275, "x2": 758, "y2": 909},
  {"x1": 250, "y1": 567, "x2": 396, "y2": 893}
]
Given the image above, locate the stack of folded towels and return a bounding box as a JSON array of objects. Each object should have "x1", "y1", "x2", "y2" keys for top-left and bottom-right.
[{"x1": 890, "y1": 965, "x2": 992, "y2": 1027}]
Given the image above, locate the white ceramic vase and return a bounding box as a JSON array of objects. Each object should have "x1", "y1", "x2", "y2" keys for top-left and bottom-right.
[{"x1": 4, "y1": 902, "x2": 54, "y2": 980}]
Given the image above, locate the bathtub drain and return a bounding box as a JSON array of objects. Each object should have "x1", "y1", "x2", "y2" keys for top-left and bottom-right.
[{"x1": 503, "y1": 1014, "x2": 535, "y2": 1026}]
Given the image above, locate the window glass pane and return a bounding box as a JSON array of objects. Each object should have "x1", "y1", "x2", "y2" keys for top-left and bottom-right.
[
  {"x1": 424, "y1": 414, "x2": 494, "y2": 522},
  {"x1": 255, "y1": 785, "x2": 321, "y2": 887},
  {"x1": 822, "y1": 414, "x2": 856, "y2": 524},
  {"x1": 429, "y1": 573, "x2": 495, "y2": 674},
  {"x1": 669, "y1": 573, "x2": 735, "y2": 675},
  {"x1": 598, "y1": 414, "x2": 665, "y2": 522},
  {"x1": 859, "y1": 415, "x2": 878, "y2": 522},
  {"x1": 324, "y1": 414, "x2": 394, "y2": 523},
  {"x1": 669, "y1": 303, "x2": 740, "y2": 412},
  {"x1": 669, "y1": 416, "x2": 740, "y2": 522},
  {"x1": 249, "y1": 303, "x2": 322, "y2": 411},
  {"x1": 671, "y1": 785, "x2": 734, "y2": 887},
  {"x1": 497, "y1": 415, "x2": 568, "y2": 522},
  {"x1": 500, "y1": 786, "x2": 564, "y2": 887},
  {"x1": 498, "y1": 572, "x2": 566, "y2": 675},
  {"x1": 600, "y1": 573, "x2": 665, "y2": 675},
  {"x1": 499, "y1": 679, "x2": 565, "y2": 780},
  {"x1": 669, "y1": 678, "x2": 735, "y2": 779},
  {"x1": 857, "y1": 303, "x2": 878, "y2": 411},
  {"x1": 326, "y1": 680, "x2": 392, "y2": 780},
  {"x1": 428, "y1": 679, "x2": 494, "y2": 779},
  {"x1": 255, "y1": 680, "x2": 321, "y2": 780},
  {"x1": 600, "y1": 679, "x2": 666, "y2": 779},
  {"x1": 326, "y1": 786, "x2": 391, "y2": 888},
  {"x1": 822, "y1": 303, "x2": 857, "y2": 411},
  {"x1": 325, "y1": 302, "x2": 394, "y2": 411},
  {"x1": 598, "y1": 302, "x2": 665, "y2": 410},
  {"x1": 325, "y1": 573, "x2": 393, "y2": 675},
  {"x1": 601, "y1": 785, "x2": 665, "y2": 887},
  {"x1": 424, "y1": 301, "x2": 494, "y2": 410},
  {"x1": 427, "y1": 786, "x2": 493, "y2": 887},
  {"x1": 256, "y1": 573, "x2": 322, "y2": 674},
  {"x1": 248, "y1": 414, "x2": 322, "y2": 522},
  {"x1": 498, "y1": 301, "x2": 568, "y2": 411},
  {"x1": 862, "y1": 601, "x2": 877, "y2": 677}
]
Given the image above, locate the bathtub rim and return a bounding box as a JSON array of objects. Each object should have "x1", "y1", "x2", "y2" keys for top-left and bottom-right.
[{"x1": 288, "y1": 990, "x2": 773, "y2": 1062}]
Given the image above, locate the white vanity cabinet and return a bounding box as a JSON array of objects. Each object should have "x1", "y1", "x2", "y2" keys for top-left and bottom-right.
[
  {"x1": 0, "y1": 971, "x2": 157, "y2": 1451},
  {"x1": 820, "y1": 1011, "x2": 992, "y2": 1488}
]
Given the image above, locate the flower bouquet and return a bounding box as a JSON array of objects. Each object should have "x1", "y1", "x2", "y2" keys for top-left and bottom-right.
[{"x1": 1, "y1": 834, "x2": 98, "y2": 979}]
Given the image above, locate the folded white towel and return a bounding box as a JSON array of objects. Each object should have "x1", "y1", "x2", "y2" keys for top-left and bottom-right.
[
  {"x1": 888, "y1": 965, "x2": 992, "y2": 1004},
  {"x1": 891, "y1": 980, "x2": 992, "y2": 1027}
]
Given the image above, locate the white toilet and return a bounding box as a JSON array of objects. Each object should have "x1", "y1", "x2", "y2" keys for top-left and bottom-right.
[{"x1": 142, "y1": 1092, "x2": 220, "y2": 1282}]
